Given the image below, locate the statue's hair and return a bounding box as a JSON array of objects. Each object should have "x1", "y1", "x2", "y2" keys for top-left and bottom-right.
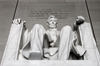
[
  {"x1": 47, "y1": 15, "x2": 58, "y2": 22},
  {"x1": 77, "y1": 16, "x2": 85, "y2": 21}
]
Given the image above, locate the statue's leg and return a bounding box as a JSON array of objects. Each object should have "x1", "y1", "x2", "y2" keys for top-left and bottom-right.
[
  {"x1": 29, "y1": 24, "x2": 46, "y2": 60},
  {"x1": 58, "y1": 25, "x2": 73, "y2": 60}
]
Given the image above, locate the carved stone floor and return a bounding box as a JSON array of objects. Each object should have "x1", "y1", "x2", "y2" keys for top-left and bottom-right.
[{"x1": 5, "y1": 60, "x2": 95, "y2": 66}]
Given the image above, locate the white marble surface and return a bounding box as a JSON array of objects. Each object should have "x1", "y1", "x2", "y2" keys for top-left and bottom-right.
[
  {"x1": 5, "y1": 60, "x2": 95, "y2": 66},
  {"x1": 1, "y1": 22, "x2": 24, "y2": 66},
  {"x1": 79, "y1": 22, "x2": 100, "y2": 66}
]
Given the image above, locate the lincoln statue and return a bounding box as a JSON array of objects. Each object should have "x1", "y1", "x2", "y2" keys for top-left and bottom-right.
[
  {"x1": 1, "y1": 14, "x2": 100, "y2": 66},
  {"x1": 12, "y1": 15, "x2": 86, "y2": 60}
]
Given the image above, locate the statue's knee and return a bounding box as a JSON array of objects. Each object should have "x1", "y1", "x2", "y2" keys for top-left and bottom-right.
[
  {"x1": 34, "y1": 24, "x2": 41, "y2": 28},
  {"x1": 66, "y1": 25, "x2": 71, "y2": 30},
  {"x1": 32, "y1": 24, "x2": 42, "y2": 30},
  {"x1": 62, "y1": 25, "x2": 72, "y2": 32}
]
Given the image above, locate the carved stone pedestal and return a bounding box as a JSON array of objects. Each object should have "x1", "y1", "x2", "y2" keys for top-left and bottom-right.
[{"x1": 5, "y1": 60, "x2": 95, "y2": 66}]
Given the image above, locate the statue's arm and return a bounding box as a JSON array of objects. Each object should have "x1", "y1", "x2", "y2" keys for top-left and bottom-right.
[{"x1": 72, "y1": 16, "x2": 86, "y2": 56}]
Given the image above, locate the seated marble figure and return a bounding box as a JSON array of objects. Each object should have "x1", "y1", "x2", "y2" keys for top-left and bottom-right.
[{"x1": 17, "y1": 15, "x2": 86, "y2": 60}]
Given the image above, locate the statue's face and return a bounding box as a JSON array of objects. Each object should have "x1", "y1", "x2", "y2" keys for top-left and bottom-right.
[{"x1": 47, "y1": 18, "x2": 58, "y2": 28}]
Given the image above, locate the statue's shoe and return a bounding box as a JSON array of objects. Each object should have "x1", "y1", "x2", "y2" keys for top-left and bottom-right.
[{"x1": 28, "y1": 52, "x2": 41, "y2": 60}]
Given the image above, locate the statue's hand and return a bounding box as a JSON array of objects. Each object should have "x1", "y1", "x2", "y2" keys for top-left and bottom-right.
[
  {"x1": 50, "y1": 42, "x2": 55, "y2": 47},
  {"x1": 76, "y1": 16, "x2": 85, "y2": 26},
  {"x1": 12, "y1": 18, "x2": 26, "y2": 25},
  {"x1": 76, "y1": 20, "x2": 84, "y2": 26},
  {"x1": 12, "y1": 18, "x2": 21, "y2": 25}
]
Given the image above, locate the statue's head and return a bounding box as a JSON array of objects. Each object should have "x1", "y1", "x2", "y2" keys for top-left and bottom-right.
[
  {"x1": 47, "y1": 15, "x2": 58, "y2": 28},
  {"x1": 76, "y1": 16, "x2": 85, "y2": 22}
]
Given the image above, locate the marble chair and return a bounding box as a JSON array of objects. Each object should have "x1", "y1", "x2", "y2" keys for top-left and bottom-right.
[{"x1": 1, "y1": 20, "x2": 100, "y2": 66}]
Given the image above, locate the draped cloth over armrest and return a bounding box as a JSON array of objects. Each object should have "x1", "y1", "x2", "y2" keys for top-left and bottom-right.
[
  {"x1": 72, "y1": 44, "x2": 86, "y2": 56},
  {"x1": 1, "y1": 22, "x2": 24, "y2": 66},
  {"x1": 79, "y1": 22, "x2": 100, "y2": 66}
]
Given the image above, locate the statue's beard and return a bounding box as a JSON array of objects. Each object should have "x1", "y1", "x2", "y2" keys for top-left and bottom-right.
[{"x1": 48, "y1": 25, "x2": 57, "y2": 28}]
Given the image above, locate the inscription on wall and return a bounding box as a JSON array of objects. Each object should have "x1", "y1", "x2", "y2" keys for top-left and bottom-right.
[{"x1": 28, "y1": 3, "x2": 76, "y2": 19}]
